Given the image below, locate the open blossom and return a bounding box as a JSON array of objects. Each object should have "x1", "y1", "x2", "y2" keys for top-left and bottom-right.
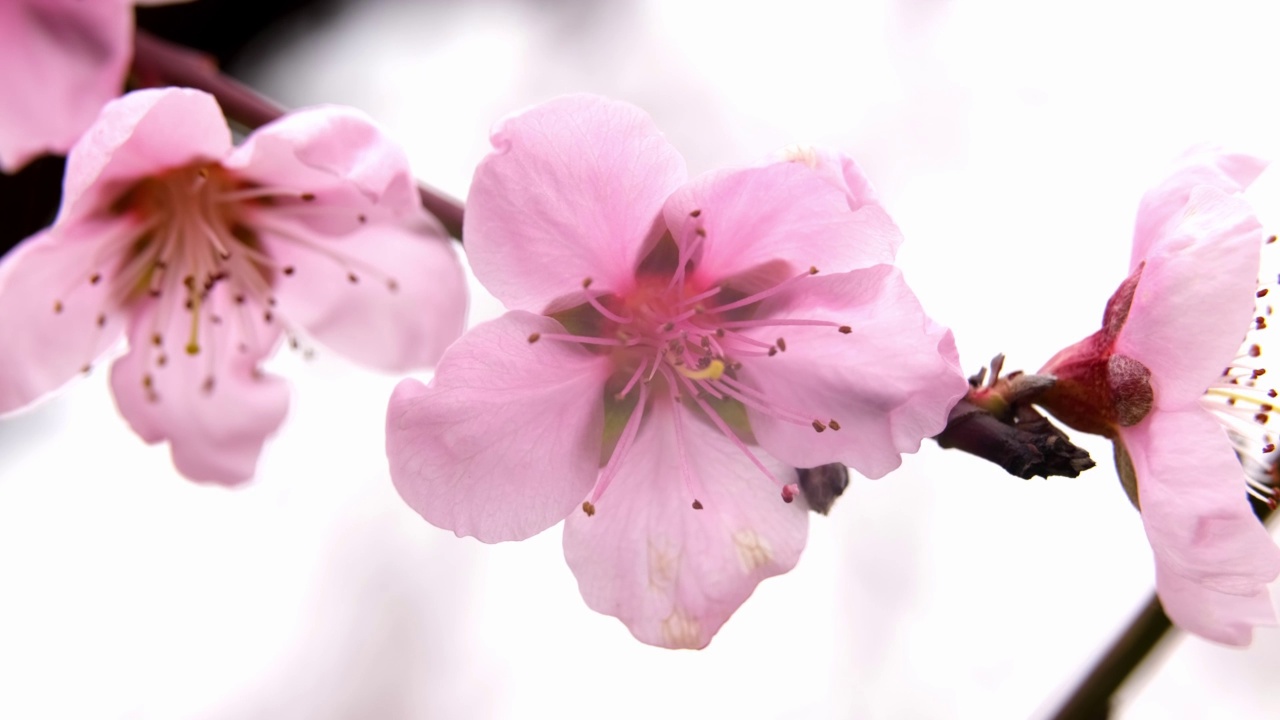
[
  {"x1": 0, "y1": 0, "x2": 189, "y2": 171},
  {"x1": 0, "y1": 87, "x2": 466, "y2": 483},
  {"x1": 386, "y1": 94, "x2": 966, "y2": 648},
  {"x1": 1039, "y1": 149, "x2": 1280, "y2": 645}
]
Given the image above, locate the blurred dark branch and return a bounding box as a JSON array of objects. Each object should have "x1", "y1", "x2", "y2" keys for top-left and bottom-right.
[
  {"x1": 131, "y1": 30, "x2": 466, "y2": 240},
  {"x1": 1048, "y1": 596, "x2": 1172, "y2": 720}
]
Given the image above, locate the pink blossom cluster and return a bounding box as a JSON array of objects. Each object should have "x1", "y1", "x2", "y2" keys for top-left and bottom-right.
[
  {"x1": 0, "y1": 87, "x2": 466, "y2": 482},
  {"x1": 2, "y1": 4, "x2": 1278, "y2": 652}
]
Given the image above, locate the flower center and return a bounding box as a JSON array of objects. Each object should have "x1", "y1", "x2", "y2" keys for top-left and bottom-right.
[
  {"x1": 49, "y1": 162, "x2": 398, "y2": 398},
  {"x1": 531, "y1": 222, "x2": 851, "y2": 514},
  {"x1": 1203, "y1": 233, "x2": 1280, "y2": 510}
]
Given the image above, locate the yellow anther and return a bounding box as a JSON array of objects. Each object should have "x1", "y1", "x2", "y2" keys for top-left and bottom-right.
[{"x1": 678, "y1": 359, "x2": 725, "y2": 381}]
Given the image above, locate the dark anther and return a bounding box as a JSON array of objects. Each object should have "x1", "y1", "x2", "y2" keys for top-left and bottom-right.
[
  {"x1": 828, "y1": 419, "x2": 841, "y2": 431},
  {"x1": 690, "y1": 209, "x2": 702, "y2": 217},
  {"x1": 283, "y1": 266, "x2": 295, "y2": 276},
  {"x1": 838, "y1": 325, "x2": 852, "y2": 334},
  {"x1": 90, "y1": 272, "x2": 102, "y2": 285},
  {"x1": 811, "y1": 419, "x2": 827, "y2": 433},
  {"x1": 581, "y1": 501, "x2": 596, "y2": 517},
  {"x1": 301, "y1": 192, "x2": 316, "y2": 202},
  {"x1": 692, "y1": 500, "x2": 704, "y2": 510},
  {"x1": 797, "y1": 463, "x2": 849, "y2": 515},
  {"x1": 348, "y1": 272, "x2": 359, "y2": 284},
  {"x1": 776, "y1": 337, "x2": 787, "y2": 352},
  {"x1": 528, "y1": 333, "x2": 541, "y2": 343}
]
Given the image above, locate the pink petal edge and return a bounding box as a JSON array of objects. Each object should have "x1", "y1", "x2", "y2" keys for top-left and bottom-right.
[
  {"x1": 60, "y1": 88, "x2": 233, "y2": 225},
  {"x1": 109, "y1": 286, "x2": 289, "y2": 484},
  {"x1": 464, "y1": 94, "x2": 688, "y2": 313},
  {"x1": 563, "y1": 394, "x2": 808, "y2": 649},
  {"x1": 387, "y1": 311, "x2": 613, "y2": 542},
  {"x1": 1116, "y1": 186, "x2": 1264, "y2": 408},
  {"x1": 739, "y1": 266, "x2": 966, "y2": 477},
  {"x1": 1121, "y1": 410, "x2": 1280, "y2": 596}
]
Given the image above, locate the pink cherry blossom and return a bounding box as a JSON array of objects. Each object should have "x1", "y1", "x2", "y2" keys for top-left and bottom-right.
[
  {"x1": 0, "y1": 0, "x2": 191, "y2": 172},
  {"x1": 387, "y1": 94, "x2": 966, "y2": 648},
  {"x1": 1040, "y1": 149, "x2": 1280, "y2": 645},
  {"x1": 0, "y1": 87, "x2": 467, "y2": 483}
]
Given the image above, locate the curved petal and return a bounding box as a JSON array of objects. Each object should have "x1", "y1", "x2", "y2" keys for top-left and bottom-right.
[
  {"x1": 464, "y1": 94, "x2": 688, "y2": 313},
  {"x1": 386, "y1": 311, "x2": 613, "y2": 543},
  {"x1": 776, "y1": 145, "x2": 893, "y2": 218},
  {"x1": 1155, "y1": 561, "x2": 1276, "y2": 646},
  {"x1": 263, "y1": 214, "x2": 466, "y2": 371},
  {"x1": 60, "y1": 88, "x2": 232, "y2": 224},
  {"x1": 0, "y1": 0, "x2": 131, "y2": 171},
  {"x1": 563, "y1": 395, "x2": 808, "y2": 649},
  {"x1": 1116, "y1": 186, "x2": 1263, "y2": 407},
  {"x1": 1132, "y1": 148, "x2": 1267, "y2": 265},
  {"x1": 1120, "y1": 409, "x2": 1280, "y2": 596},
  {"x1": 226, "y1": 105, "x2": 421, "y2": 234},
  {"x1": 737, "y1": 266, "x2": 966, "y2": 477},
  {"x1": 0, "y1": 223, "x2": 130, "y2": 414},
  {"x1": 109, "y1": 285, "x2": 289, "y2": 485},
  {"x1": 663, "y1": 160, "x2": 900, "y2": 286}
]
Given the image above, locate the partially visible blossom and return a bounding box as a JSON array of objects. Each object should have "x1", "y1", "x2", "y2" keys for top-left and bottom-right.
[
  {"x1": 0, "y1": 87, "x2": 467, "y2": 483},
  {"x1": 387, "y1": 94, "x2": 966, "y2": 648},
  {"x1": 0, "y1": 0, "x2": 189, "y2": 172},
  {"x1": 1039, "y1": 149, "x2": 1280, "y2": 645}
]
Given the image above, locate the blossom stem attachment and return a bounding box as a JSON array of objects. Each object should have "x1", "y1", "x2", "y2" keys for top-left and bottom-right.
[{"x1": 933, "y1": 354, "x2": 1096, "y2": 479}]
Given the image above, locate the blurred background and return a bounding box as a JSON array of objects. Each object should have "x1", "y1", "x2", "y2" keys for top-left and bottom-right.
[{"x1": 2, "y1": 0, "x2": 1280, "y2": 717}]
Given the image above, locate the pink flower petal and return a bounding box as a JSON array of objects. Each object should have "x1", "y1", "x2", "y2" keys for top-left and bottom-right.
[
  {"x1": 1131, "y1": 148, "x2": 1267, "y2": 265},
  {"x1": 1120, "y1": 409, "x2": 1280, "y2": 595},
  {"x1": 227, "y1": 105, "x2": 421, "y2": 234},
  {"x1": 738, "y1": 266, "x2": 966, "y2": 477},
  {"x1": 663, "y1": 160, "x2": 900, "y2": 285},
  {"x1": 562, "y1": 395, "x2": 808, "y2": 649},
  {"x1": 264, "y1": 215, "x2": 466, "y2": 371},
  {"x1": 0, "y1": 224, "x2": 128, "y2": 413},
  {"x1": 1155, "y1": 561, "x2": 1276, "y2": 646},
  {"x1": 1115, "y1": 186, "x2": 1264, "y2": 407},
  {"x1": 465, "y1": 94, "x2": 688, "y2": 312},
  {"x1": 109, "y1": 286, "x2": 289, "y2": 485},
  {"x1": 387, "y1": 311, "x2": 613, "y2": 542},
  {"x1": 0, "y1": 0, "x2": 131, "y2": 171},
  {"x1": 60, "y1": 88, "x2": 232, "y2": 225},
  {"x1": 776, "y1": 145, "x2": 888, "y2": 214}
]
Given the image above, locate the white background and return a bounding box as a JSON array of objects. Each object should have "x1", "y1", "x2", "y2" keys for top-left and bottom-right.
[{"x1": 3, "y1": 0, "x2": 1280, "y2": 717}]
